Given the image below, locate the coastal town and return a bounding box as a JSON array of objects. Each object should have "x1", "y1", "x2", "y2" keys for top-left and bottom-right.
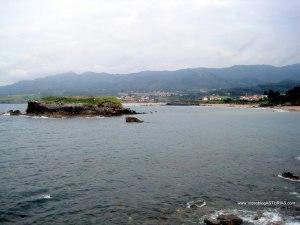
[
  {"x1": 119, "y1": 91, "x2": 268, "y2": 103},
  {"x1": 119, "y1": 91, "x2": 176, "y2": 103}
]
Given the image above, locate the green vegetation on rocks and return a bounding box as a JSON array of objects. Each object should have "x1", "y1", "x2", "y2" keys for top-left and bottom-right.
[
  {"x1": 25, "y1": 96, "x2": 136, "y2": 117},
  {"x1": 40, "y1": 96, "x2": 122, "y2": 107}
]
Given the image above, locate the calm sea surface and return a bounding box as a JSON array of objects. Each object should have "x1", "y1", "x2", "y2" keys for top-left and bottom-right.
[{"x1": 0, "y1": 104, "x2": 299, "y2": 225}]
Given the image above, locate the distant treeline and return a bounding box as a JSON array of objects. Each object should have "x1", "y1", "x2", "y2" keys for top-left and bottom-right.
[
  {"x1": 263, "y1": 86, "x2": 300, "y2": 106},
  {"x1": 166, "y1": 86, "x2": 300, "y2": 106},
  {"x1": 210, "y1": 80, "x2": 300, "y2": 97}
]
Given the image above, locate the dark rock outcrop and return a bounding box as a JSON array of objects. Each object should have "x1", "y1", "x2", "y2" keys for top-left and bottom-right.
[
  {"x1": 204, "y1": 218, "x2": 221, "y2": 225},
  {"x1": 266, "y1": 222, "x2": 283, "y2": 225},
  {"x1": 253, "y1": 212, "x2": 263, "y2": 220},
  {"x1": 26, "y1": 101, "x2": 137, "y2": 117},
  {"x1": 217, "y1": 214, "x2": 243, "y2": 225},
  {"x1": 204, "y1": 215, "x2": 242, "y2": 225},
  {"x1": 8, "y1": 110, "x2": 22, "y2": 116},
  {"x1": 125, "y1": 116, "x2": 143, "y2": 123},
  {"x1": 281, "y1": 172, "x2": 299, "y2": 180}
]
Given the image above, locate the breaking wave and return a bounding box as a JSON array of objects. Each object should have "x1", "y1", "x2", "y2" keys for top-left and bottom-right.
[
  {"x1": 186, "y1": 200, "x2": 206, "y2": 209},
  {"x1": 278, "y1": 174, "x2": 300, "y2": 182},
  {"x1": 40, "y1": 194, "x2": 51, "y2": 199},
  {"x1": 30, "y1": 116, "x2": 54, "y2": 119},
  {"x1": 289, "y1": 192, "x2": 300, "y2": 198},
  {"x1": 201, "y1": 209, "x2": 298, "y2": 225},
  {"x1": 85, "y1": 116, "x2": 105, "y2": 119},
  {"x1": 273, "y1": 109, "x2": 288, "y2": 113}
]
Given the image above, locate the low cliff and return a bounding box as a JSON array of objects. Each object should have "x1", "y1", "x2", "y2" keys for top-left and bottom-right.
[{"x1": 26, "y1": 97, "x2": 137, "y2": 117}]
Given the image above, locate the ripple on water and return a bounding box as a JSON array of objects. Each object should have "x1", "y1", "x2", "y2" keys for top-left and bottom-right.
[
  {"x1": 289, "y1": 192, "x2": 300, "y2": 198},
  {"x1": 0, "y1": 193, "x2": 53, "y2": 223},
  {"x1": 1, "y1": 104, "x2": 300, "y2": 224}
]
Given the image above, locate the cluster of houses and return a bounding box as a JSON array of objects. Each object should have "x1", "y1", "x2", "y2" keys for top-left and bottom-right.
[
  {"x1": 202, "y1": 95, "x2": 222, "y2": 101},
  {"x1": 120, "y1": 92, "x2": 268, "y2": 103},
  {"x1": 121, "y1": 95, "x2": 152, "y2": 103},
  {"x1": 202, "y1": 94, "x2": 267, "y2": 102},
  {"x1": 239, "y1": 95, "x2": 268, "y2": 101},
  {"x1": 120, "y1": 91, "x2": 175, "y2": 103}
]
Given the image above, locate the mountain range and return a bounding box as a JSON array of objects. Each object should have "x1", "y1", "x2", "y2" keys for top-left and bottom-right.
[{"x1": 0, "y1": 63, "x2": 300, "y2": 96}]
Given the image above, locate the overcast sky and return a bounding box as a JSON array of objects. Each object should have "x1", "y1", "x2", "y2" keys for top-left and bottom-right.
[{"x1": 0, "y1": 0, "x2": 299, "y2": 85}]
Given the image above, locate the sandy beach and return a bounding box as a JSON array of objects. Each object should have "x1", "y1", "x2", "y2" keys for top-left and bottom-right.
[
  {"x1": 273, "y1": 105, "x2": 300, "y2": 112},
  {"x1": 199, "y1": 104, "x2": 300, "y2": 112},
  {"x1": 124, "y1": 102, "x2": 300, "y2": 112}
]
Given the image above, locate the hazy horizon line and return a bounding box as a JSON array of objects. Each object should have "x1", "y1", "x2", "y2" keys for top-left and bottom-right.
[{"x1": 2, "y1": 62, "x2": 299, "y2": 87}]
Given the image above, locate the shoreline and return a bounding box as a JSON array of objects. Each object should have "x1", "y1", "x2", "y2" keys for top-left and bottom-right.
[
  {"x1": 123, "y1": 102, "x2": 300, "y2": 112},
  {"x1": 198, "y1": 104, "x2": 300, "y2": 112},
  {"x1": 123, "y1": 102, "x2": 167, "y2": 106},
  {"x1": 1, "y1": 102, "x2": 300, "y2": 112},
  {"x1": 273, "y1": 105, "x2": 300, "y2": 112}
]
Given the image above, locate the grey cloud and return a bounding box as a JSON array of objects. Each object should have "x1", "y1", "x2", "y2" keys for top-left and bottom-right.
[{"x1": 0, "y1": 0, "x2": 299, "y2": 85}]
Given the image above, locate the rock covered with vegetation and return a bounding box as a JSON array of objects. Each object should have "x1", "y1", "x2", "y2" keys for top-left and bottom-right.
[{"x1": 26, "y1": 96, "x2": 137, "y2": 117}]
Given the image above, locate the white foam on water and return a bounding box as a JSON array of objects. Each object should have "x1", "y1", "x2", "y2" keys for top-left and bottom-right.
[
  {"x1": 40, "y1": 116, "x2": 50, "y2": 119},
  {"x1": 278, "y1": 174, "x2": 300, "y2": 182},
  {"x1": 123, "y1": 103, "x2": 165, "y2": 107},
  {"x1": 273, "y1": 108, "x2": 288, "y2": 112},
  {"x1": 41, "y1": 194, "x2": 51, "y2": 199},
  {"x1": 31, "y1": 116, "x2": 46, "y2": 119},
  {"x1": 28, "y1": 115, "x2": 56, "y2": 119},
  {"x1": 85, "y1": 116, "x2": 105, "y2": 119},
  {"x1": 255, "y1": 211, "x2": 283, "y2": 225},
  {"x1": 202, "y1": 209, "x2": 297, "y2": 225},
  {"x1": 296, "y1": 156, "x2": 300, "y2": 160},
  {"x1": 289, "y1": 192, "x2": 300, "y2": 198},
  {"x1": 2, "y1": 112, "x2": 10, "y2": 116},
  {"x1": 186, "y1": 200, "x2": 206, "y2": 209}
]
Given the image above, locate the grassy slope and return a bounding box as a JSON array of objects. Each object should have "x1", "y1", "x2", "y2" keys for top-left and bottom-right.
[{"x1": 40, "y1": 96, "x2": 122, "y2": 107}]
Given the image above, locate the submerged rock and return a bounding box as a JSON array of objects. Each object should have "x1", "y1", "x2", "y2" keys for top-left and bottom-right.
[
  {"x1": 204, "y1": 218, "x2": 220, "y2": 225},
  {"x1": 253, "y1": 212, "x2": 263, "y2": 220},
  {"x1": 217, "y1": 214, "x2": 243, "y2": 225},
  {"x1": 26, "y1": 101, "x2": 137, "y2": 117},
  {"x1": 266, "y1": 222, "x2": 283, "y2": 225},
  {"x1": 204, "y1": 214, "x2": 242, "y2": 225},
  {"x1": 125, "y1": 116, "x2": 143, "y2": 123},
  {"x1": 8, "y1": 110, "x2": 22, "y2": 116},
  {"x1": 281, "y1": 172, "x2": 299, "y2": 180}
]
